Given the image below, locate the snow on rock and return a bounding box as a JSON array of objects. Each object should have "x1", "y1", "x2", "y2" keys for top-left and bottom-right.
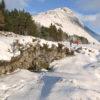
[
  {"x1": 0, "y1": 32, "x2": 34, "y2": 61},
  {"x1": 33, "y1": 7, "x2": 99, "y2": 43},
  {"x1": 36, "y1": 38, "x2": 58, "y2": 48},
  {"x1": 0, "y1": 31, "x2": 60, "y2": 61}
]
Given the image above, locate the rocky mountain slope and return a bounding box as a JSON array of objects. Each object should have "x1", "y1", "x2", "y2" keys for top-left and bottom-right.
[{"x1": 33, "y1": 7, "x2": 99, "y2": 43}]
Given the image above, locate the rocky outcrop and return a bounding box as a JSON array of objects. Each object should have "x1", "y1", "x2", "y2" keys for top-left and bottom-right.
[{"x1": 0, "y1": 43, "x2": 74, "y2": 74}]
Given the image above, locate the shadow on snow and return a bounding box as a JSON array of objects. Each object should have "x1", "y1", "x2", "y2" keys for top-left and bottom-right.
[{"x1": 39, "y1": 75, "x2": 61, "y2": 100}]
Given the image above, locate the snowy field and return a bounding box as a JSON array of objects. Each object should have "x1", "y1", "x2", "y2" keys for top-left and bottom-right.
[
  {"x1": 0, "y1": 31, "x2": 100, "y2": 100},
  {"x1": 0, "y1": 34, "x2": 100, "y2": 100}
]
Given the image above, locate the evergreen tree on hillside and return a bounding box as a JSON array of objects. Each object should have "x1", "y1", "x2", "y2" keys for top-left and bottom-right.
[
  {"x1": 48, "y1": 24, "x2": 58, "y2": 41},
  {"x1": 40, "y1": 26, "x2": 49, "y2": 39},
  {"x1": 39, "y1": 24, "x2": 69, "y2": 41},
  {"x1": 5, "y1": 9, "x2": 37, "y2": 35},
  {"x1": 0, "y1": 0, "x2": 5, "y2": 30},
  {"x1": 0, "y1": 10, "x2": 4, "y2": 30},
  {"x1": 0, "y1": 0, "x2": 5, "y2": 11},
  {"x1": 79, "y1": 36, "x2": 89, "y2": 44},
  {"x1": 57, "y1": 28, "x2": 63, "y2": 41}
]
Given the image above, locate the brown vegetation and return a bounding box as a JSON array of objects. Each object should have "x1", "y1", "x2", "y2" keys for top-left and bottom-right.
[{"x1": 0, "y1": 43, "x2": 74, "y2": 74}]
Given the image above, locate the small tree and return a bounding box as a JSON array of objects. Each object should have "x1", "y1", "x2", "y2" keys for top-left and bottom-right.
[
  {"x1": 0, "y1": 0, "x2": 5, "y2": 12},
  {"x1": 40, "y1": 26, "x2": 49, "y2": 39},
  {"x1": 57, "y1": 28, "x2": 63, "y2": 41},
  {"x1": 48, "y1": 24, "x2": 58, "y2": 41},
  {"x1": 0, "y1": 0, "x2": 5, "y2": 30},
  {"x1": 5, "y1": 9, "x2": 38, "y2": 36}
]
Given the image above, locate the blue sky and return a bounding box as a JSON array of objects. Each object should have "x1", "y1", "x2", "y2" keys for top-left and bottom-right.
[{"x1": 3, "y1": 0, "x2": 100, "y2": 35}]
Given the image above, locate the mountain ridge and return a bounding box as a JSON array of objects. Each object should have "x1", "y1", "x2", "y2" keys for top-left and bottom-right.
[{"x1": 33, "y1": 7, "x2": 99, "y2": 43}]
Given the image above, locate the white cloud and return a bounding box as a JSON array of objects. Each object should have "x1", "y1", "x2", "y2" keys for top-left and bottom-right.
[
  {"x1": 77, "y1": 13, "x2": 100, "y2": 28},
  {"x1": 4, "y1": 0, "x2": 47, "y2": 10},
  {"x1": 91, "y1": 14, "x2": 100, "y2": 28},
  {"x1": 77, "y1": 0, "x2": 100, "y2": 11},
  {"x1": 77, "y1": 14, "x2": 95, "y2": 21},
  {"x1": 84, "y1": 14, "x2": 100, "y2": 28},
  {"x1": 83, "y1": 15, "x2": 97, "y2": 22},
  {"x1": 4, "y1": 0, "x2": 30, "y2": 10}
]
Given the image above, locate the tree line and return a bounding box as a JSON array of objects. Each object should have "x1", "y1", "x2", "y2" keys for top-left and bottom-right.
[
  {"x1": 0, "y1": 0, "x2": 5, "y2": 30},
  {"x1": 0, "y1": 0, "x2": 68, "y2": 41},
  {"x1": 0, "y1": 0, "x2": 88, "y2": 43},
  {"x1": 37, "y1": 24, "x2": 68, "y2": 41}
]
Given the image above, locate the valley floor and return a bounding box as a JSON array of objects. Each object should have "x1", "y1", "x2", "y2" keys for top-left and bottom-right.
[{"x1": 0, "y1": 43, "x2": 100, "y2": 100}]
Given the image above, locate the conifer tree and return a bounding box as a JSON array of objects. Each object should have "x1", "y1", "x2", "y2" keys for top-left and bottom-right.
[
  {"x1": 5, "y1": 9, "x2": 37, "y2": 36},
  {"x1": 0, "y1": 0, "x2": 5, "y2": 12},
  {"x1": 0, "y1": 0, "x2": 5, "y2": 30}
]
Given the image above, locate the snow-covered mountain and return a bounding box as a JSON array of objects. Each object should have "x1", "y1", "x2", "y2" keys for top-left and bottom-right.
[{"x1": 33, "y1": 7, "x2": 99, "y2": 43}]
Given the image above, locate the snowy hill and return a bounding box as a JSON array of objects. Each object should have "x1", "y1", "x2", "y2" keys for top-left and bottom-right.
[
  {"x1": 0, "y1": 31, "x2": 100, "y2": 99},
  {"x1": 33, "y1": 7, "x2": 99, "y2": 43},
  {"x1": 0, "y1": 31, "x2": 34, "y2": 61},
  {"x1": 0, "y1": 45, "x2": 100, "y2": 100},
  {"x1": 0, "y1": 31, "x2": 66, "y2": 62}
]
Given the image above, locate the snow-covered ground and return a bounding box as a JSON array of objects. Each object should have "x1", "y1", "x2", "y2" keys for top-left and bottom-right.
[
  {"x1": 0, "y1": 32, "x2": 34, "y2": 61},
  {"x1": 0, "y1": 31, "x2": 99, "y2": 61},
  {"x1": 0, "y1": 32, "x2": 59, "y2": 61},
  {"x1": 0, "y1": 40, "x2": 100, "y2": 100}
]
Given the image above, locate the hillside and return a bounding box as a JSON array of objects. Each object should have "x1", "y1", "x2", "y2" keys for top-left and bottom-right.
[
  {"x1": 0, "y1": 31, "x2": 74, "y2": 74},
  {"x1": 0, "y1": 43, "x2": 100, "y2": 100},
  {"x1": 33, "y1": 7, "x2": 99, "y2": 43},
  {"x1": 0, "y1": 32, "x2": 99, "y2": 100},
  {"x1": 0, "y1": 0, "x2": 100, "y2": 99}
]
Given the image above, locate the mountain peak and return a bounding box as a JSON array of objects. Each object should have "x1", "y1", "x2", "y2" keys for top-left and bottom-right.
[
  {"x1": 33, "y1": 7, "x2": 99, "y2": 43},
  {"x1": 43, "y1": 7, "x2": 75, "y2": 17},
  {"x1": 54, "y1": 7, "x2": 73, "y2": 13}
]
